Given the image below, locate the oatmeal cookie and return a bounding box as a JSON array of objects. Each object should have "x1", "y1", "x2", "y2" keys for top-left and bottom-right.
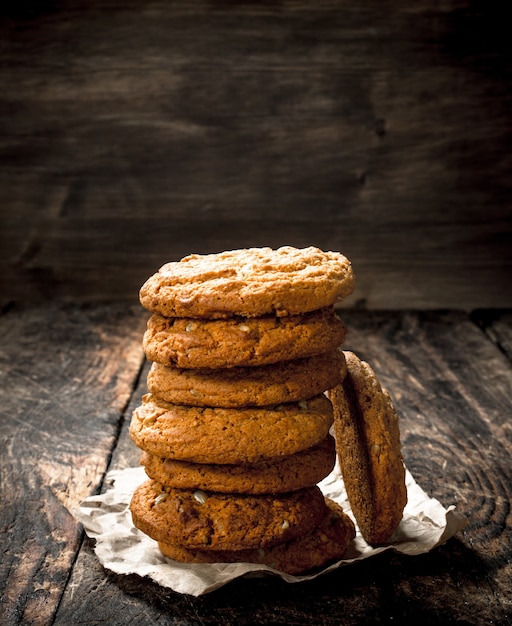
[
  {"x1": 129, "y1": 393, "x2": 334, "y2": 464},
  {"x1": 142, "y1": 307, "x2": 346, "y2": 369},
  {"x1": 140, "y1": 435, "x2": 336, "y2": 494},
  {"x1": 327, "y1": 351, "x2": 407, "y2": 545},
  {"x1": 130, "y1": 479, "x2": 327, "y2": 550},
  {"x1": 157, "y1": 498, "x2": 355, "y2": 575},
  {"x1": 139, "y1": 246, "x2": 354, "y2": 319},
  {"x1": 147, "y1": 350, "x2": 346, "y2": 407}
]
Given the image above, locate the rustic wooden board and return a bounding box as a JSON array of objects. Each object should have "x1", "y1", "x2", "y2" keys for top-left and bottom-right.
[
  {"x1": 51, "y1": 309, "x2": 512, "y2": 625},
  {"x1": 1, "y1": 1, "x2": 511, "y2": 309},
  {"x1": 0, "y1": 303, "x2": 146, "y2": 625}
]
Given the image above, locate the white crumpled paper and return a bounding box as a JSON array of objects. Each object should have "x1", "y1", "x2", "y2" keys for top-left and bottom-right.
[{"x1": 75, "y1": 464, "x2": 467, "y2": 596}]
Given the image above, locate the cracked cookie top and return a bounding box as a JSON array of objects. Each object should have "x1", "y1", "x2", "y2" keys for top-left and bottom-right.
[{"x1": 139, "y1": 246, "x2": 355, "y2": 319}]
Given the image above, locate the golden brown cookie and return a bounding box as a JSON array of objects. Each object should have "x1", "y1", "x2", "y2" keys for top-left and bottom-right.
[
  {"x1": 130, "y1": 479, "x2": 327, "y2": 550},
  {"x1": 157, "y1": 498, "x2": 356, "y2": 575},
  {"x1": 140, "y1": 435, "x2": 336, "y2": 494},
  {"x1": 142, "y1": 307, "x2": 347, "y2": 369},
  {"x1": 139, "y1": 246, "x2": 355, "y2": 319},
  {"x1": 147, "y1": 350, "x2": 346, "y2": 408},
  {"x1": 129, "y1": 393, "x2": 334, "y2": 464},
  {"x1": 327, "y1": 351, "x2": 407, "y2": 545}
]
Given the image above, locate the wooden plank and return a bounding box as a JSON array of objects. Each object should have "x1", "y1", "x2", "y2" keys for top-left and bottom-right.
[
  {"x1": 0, "y1": 303, "x2": 146, "y2": 625},
  {"x1": 1, "y1": 1, "x2": 511, "y2": 309},
  {"x1": 3, "y1": 214, "x2": 512, "y2": 311},
  {"x1": 53, "y1": 310, "x2": 512, "y2": 624}
]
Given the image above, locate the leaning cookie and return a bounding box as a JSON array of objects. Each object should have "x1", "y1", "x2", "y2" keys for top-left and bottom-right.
[
  {"x1": 140, "y1": 435, "x2": 336, "y2": 494},
  {"x1": 130, "y1": 479, "x2": 327, "y2": 551},
  {"x1": 143, "y1": 307, "x2": 346, "y2": 369},
  {"x1": 147, "y1": 351, "x2": 346, "y2": 408},
  {"x1": 157, "y1": 498, "x2": 356, "y2": 575},
  {"x1": 327, "y1": 351, "x2": 407, "y2": 545},
  {"x1": 140, "y1": 246, "x2": 355, "y2": 319},
  {"x1": 130, "y1": 393, "x2": 334, "y2": 464}
]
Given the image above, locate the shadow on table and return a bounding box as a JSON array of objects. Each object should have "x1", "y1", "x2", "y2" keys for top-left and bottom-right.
[{"x1": 105, "y1": 536, "x2": 508, "y2": 625}]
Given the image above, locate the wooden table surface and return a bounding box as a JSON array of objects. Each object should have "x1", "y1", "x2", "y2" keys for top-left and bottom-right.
[{"x1": 1, "y1": 303, "x2": 511, "y2": 625}]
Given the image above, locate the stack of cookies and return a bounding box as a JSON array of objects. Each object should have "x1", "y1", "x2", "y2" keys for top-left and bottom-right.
[{"x1": 129, "y1": 246, "x2": 359, "y2": 574}]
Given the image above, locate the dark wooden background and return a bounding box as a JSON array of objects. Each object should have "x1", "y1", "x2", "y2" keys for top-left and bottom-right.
[{"x1": 1, "y1": 0, "x2": 511, "y2": 310}]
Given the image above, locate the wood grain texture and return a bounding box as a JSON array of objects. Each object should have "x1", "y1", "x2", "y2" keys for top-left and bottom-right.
[
  {"x1": 472, "y1": 310, "x2": 512, "y2": 362},
  {"x1": 49, "y1": 308, "x2": 512, "y2": 625},
  {"x1": 1, "y1": 1, "x2": 511, "y2": 309},
  {"x1": 0, "y1": 303, "x2": 146, "y2": 625}
]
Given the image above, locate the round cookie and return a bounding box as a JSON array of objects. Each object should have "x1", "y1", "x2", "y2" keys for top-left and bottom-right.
[
  {"x1": 327, "y1": 351, "x2": 407, "y2": 545},
  {"x1": 147, "y1": 351, "x2": 347, "y2": 408},
  {"x1": 129, "y1": 393, "x2": 334, "y2": 464},
  {"x1": 139, "y1": 246, "x2": 355, "y2": 319},
  {"x1": 157, "y1": 498, "x2": 356, "y2": 575},
  {"x1": 130, "y1": 479, "x2": 327, "y2": 550},
  {"x1": 142, "y1": 307, "x2": 347, "y2": 369},
  {"x1": 140, "y1": 435, "x2": 336, "y2": 494}
]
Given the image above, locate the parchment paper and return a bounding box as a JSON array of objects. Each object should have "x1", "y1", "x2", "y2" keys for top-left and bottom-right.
[{"x1": 75, "y1": 463, "x2": 467, "y2": 596}]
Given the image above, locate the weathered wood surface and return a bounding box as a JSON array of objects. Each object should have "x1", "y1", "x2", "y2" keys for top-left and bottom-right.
[
  {"x1": 1, "y1": 304, "x2": 510, "y2": 624},
  {"x1": 0, "y1": 303, "x2": 147, "y2": 625},
  {"x1": 472, "y1": 310, "x2": 512, "y2": 362},
  {"x1": 1, "y1": 1, "x2": 511, "y2": 310}
]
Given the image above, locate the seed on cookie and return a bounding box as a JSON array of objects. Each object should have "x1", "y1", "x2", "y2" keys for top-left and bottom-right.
[{"x1": 193, "y1": 490, "x2": 209, "y2": 504}]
